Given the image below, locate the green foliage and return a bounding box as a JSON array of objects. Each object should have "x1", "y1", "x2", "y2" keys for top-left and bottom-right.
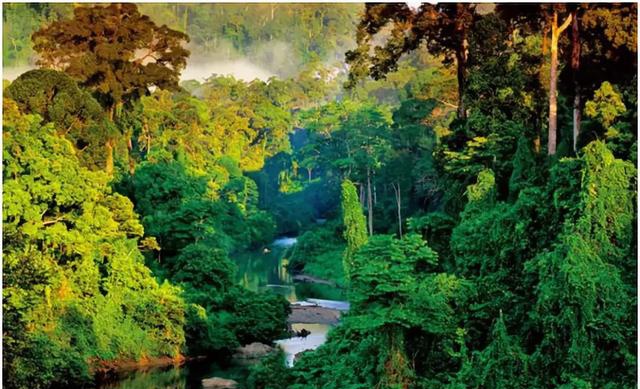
[
  {"x1": 524, "y1": 141, "x2": 636, "y2": 387},
  {"x1": 5, "y1": 69, "x2": 102, "y2": 128},
  {"x1": 123, "y1": 159, "x2": 288, "y2": 355},
  {"x1": 32, "y1": 4, "x2": 189, "y2": 112},
  {"x1": 221, "y1": 288, "x2": 291, "y2": 346},
  {"x1": 448, "y1": 140, "x2": 636, "y2": 388},
  {"x1": 3, "y1": 4, "x2": 637, "y2": 389},
  {"x1": 247, "y1": 349, "x2": 292, "y2": 389},
  {"x1": 406, "y1": 212, "x2": 457, "y2": 271},
  {"x1": 280, "y1": 234, "x2": 471, "y2": 389},
  {"x1": 5, "y1": 69, "x2": 109, "y2": 170},
  {"x1": 288, "y1": 221, "x2": 346, "y2": 286},
  {"x1": 2, "y1": 4, "x2": 72, "y2": 67},
  {"x1": 465, "y1": 169, "x2": 496, "y2": 204},
  {"x1": 451, "y1": 315, "x2": 530, "y2": 389},
  {"x1": 508, "y1": 137, "x2": 542, "y2": 199},
  {"x1": 341, "y1": 179, "x2": 368, "y2": 278},
  {"x1": 585, "y1": 81, "x2": 626, "y2": 129},
  {"x1": 3, "y1": 103, "x2": 185, "y2": 389},
  {"x1": 349, "y1": 234, "x2": 445, "y2": 332},
  {"x1": 584, "y1": 81, "x2": 629, "y2": 148}
]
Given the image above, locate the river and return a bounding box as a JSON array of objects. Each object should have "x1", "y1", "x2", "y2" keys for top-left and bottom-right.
[{"x1": 97, "y1": 237, "x2": 347, "y2": 388}]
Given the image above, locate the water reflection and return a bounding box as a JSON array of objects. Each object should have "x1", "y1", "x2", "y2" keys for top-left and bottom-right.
[
  {"x1": 234, "y1": 238, "x2": 346, "y2": 302},
  {"x1": 97, "y1": 359, "x2": 249, "y2": 389},
  {"x1": 99, "y1": 237, "x2": 345, "y2": 388},
  {"x1": 235, "y1": 242, "x2": 298, "y2": 301}
]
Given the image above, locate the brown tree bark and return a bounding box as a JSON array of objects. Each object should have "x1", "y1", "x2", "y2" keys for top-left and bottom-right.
[
  {"x1": 105, "y1": 105, "x2": 116, "y2": 175},
  {"x1": 571, "y1": 10, "x2": 581, "y2": 152},
  {"x1": 455, "y1": 41, "x2": 468, "y2": 120},
  {"x1": 548, "y1": 11, "x2": 572, "y2": 156}
]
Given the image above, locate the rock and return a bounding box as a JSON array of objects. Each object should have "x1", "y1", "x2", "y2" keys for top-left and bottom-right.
[
  {"x1": 295, "y1": 328, "x2": 311, "y2": 338},
  {"x1": 233, "y1": 342, "x2": 274, "y2": 359},
  {"x1": 202, "y1": 377, "x2": 238, "y2": 389},
  {"x1": 288, "y1": 305, "x2": 341, "y2": 325}
]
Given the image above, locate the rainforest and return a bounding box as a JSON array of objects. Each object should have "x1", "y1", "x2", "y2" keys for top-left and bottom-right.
[{"x1": 2, "y1": 3, "x2": 638, "y2": 389}]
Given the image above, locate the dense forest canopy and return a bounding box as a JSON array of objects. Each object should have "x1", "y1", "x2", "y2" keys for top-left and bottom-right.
[
  {"x1": 3, "y1": 3, "x2": 362, "y2": 79},
  {"x1": 2, "y1": 2, "x2": 637, "y2": 389}
]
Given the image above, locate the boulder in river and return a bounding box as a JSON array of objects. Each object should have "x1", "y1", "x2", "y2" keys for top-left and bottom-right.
[
  {"x1": 202, "y1": 377, "x2": 238, "y2": 389},
  {"x1": 233, "y1": 342, "x2": 275, "y2": 359},
  {"x1": 288, "y1": 304, "x2": 341, "y2": 325}
]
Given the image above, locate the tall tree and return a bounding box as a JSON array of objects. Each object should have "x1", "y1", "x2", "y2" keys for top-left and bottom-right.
[
  {"x1": 2, "y1": 100, "x2": 186, "y2": 388},
  {"x1": 341, "y1": 179, "x2": 368, "y2": 279},
  {"x1": 345, "y1": 3, "x2": 477, "y2": 119},
  {"x1": 498, "y1": 3, "x2": 636, "y2": 156},
  {"x1": 547, "y1": 7, "x2": 573, "y2": 155},
  {"x1": 32, "y1": 3, "x2": 190, "y2": 173},
  {"x1": 571, "y1": 8, "x2": 581, "y2": 152}
]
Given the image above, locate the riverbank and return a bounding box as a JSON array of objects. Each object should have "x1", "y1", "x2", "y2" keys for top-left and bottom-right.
[
  {"x1": 291, "y1": 273, "x2": 339, "y2": 286},
  {"x1": 93, "y1": 354, "x2": 204, "y2": 382}
]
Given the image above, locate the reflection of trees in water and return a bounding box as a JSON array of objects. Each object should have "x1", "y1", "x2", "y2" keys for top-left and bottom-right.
[
  {"x1": 99, "y1": 366, "x2": 186, "y2": 389},
  {"x1": 235, "y1": 244, "x2": 296, "y2": 299},
  {"x1": 234, "y1": 241, "x2": 346, "y2": 302},
  {"x1": 99, "y1": 358, "x2": 254, "y2": 389}
]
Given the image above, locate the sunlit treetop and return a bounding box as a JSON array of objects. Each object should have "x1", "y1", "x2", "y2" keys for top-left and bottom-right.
[{"x1": 32, "y1": 3, "x2": 190, "y2": 114}]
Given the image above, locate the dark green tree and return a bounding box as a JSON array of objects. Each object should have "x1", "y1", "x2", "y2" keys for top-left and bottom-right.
[{"x1": 5, "y1": 69, "x2": 109, "y2": 170}]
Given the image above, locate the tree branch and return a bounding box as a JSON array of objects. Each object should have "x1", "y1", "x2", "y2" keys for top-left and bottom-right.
[
  {"x1": 558, "y1": 13, "x2": 573, "y2": 35},
  {"x1": 42, "y1": 217, "x2": 65, "y2": 226},
  {"x1": 435, "y1": 99, "x2": 458, "y2": 109}
]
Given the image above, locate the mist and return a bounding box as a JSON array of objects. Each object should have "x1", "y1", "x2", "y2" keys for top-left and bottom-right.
[
  {"x1": 181, "y1": 39, "x2": 304, "y2": 83},
  {"x1": 3, "y1": 37, "x2": 343, "y2": 85},
  {"x1": 181, "y1": 58, "x2": 275, "y2": 82},
  {"x1": 3, "y1": 66, "x2": 35, "y2": 81}
]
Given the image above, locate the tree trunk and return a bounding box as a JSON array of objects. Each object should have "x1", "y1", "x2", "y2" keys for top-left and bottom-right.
[
  {"x1": 455, "y1": 42, "x2": 468, "y2": 120},
  {"x1": 373, "y1": 179, "x2": 377, "y2": 206},
  {"x1": 127, "y1": 136, "x2": 135, "y2": 174},
  {"x1": 367, "y1": 168, "x2": 373, "y2": 236},
  {"x1": 548, "y1": 11, "x2": 572, "y2": 156},
  {"x1": 105, "y1": 140, "x2": 114, "y2": 175},
  {"x1": 571, "y1": 10, "x2": 581, "y2": 152},
  {"x1": 383, "y1": 329, "x2": 412, "y2": 389},
  {"x1": 392, "y1": 182, "x2": 402, "y2": 238},
  {"x1": 105, "y1": 104, "x2": 115, "y2": 175}
]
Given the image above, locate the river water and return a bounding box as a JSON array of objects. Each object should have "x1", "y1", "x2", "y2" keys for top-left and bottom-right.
[{"x1": 98, "y1": 237, "x2": 346, "y2": 388}]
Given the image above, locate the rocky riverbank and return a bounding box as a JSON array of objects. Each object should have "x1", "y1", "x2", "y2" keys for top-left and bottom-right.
[{"x1": 288, "y1": 303, "x2": 342, "y2": 325}]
